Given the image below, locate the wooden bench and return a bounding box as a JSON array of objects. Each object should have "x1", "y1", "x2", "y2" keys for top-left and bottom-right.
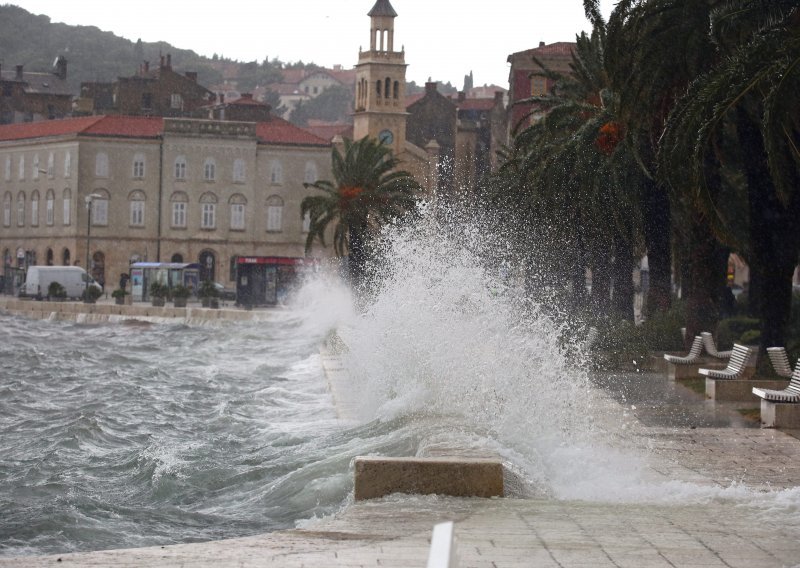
[
  {"x1": 701, "y1": 332, "x2": 732, "y2": 359},
  {"x1": 664, "y1": 335, "x2": 703, "y2": 365},
  {"x1": 767, "y1": 347, "x2": 793, "y2": 378},
  {"x1": 753, "y1": 362, "x2": 800, "y2": 402},
  {"x1": 699, "y1": 344, "x2": 752, "y2": 380}
]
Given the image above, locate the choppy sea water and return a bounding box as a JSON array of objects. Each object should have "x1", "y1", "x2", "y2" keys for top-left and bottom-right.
[{"x1": 2, "y1": 209, "x2": 800, "y2": 557}]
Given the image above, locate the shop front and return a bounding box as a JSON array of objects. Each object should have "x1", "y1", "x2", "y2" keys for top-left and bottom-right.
[
  {"x1": 130, "y1": 262, "x2": 201, "y2": 302},
  {"x1": 235, "y1": 257, "x2": 318, "y2": 306}
]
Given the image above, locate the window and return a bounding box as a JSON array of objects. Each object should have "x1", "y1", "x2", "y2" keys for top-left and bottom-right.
[
  {"x1": 32, "y1": 154, "x2": 39, "y2": 180},
  {"x1": 30, "y1": 191, "x2": 39, "y2": 226},
  {"x1": 132, "y1": 153, "x2": 145, "y2": 178},
  {"x1": 393, "y1": 81, "x2": 399, "y2": 99},
  {"x1": 203, "y1": 158, "x2": 216, "y2": 181},
  {"x1": 3, "y1": 193, "x2": 10, "y2": 227},
  {"x1": 92, "y1": 197, "x2": 108, "y2": 226},
  {"x1": 142, "y1": 92, "x2": 153, "y2": 109},
  {"x1": 266, "y1": 195, "x2": 283, "y2": 232},
  {"x1": 64, "y1": 152, "x2": 71, "y2": 178},
  {"x1": 229, "y1": 194, "x2": 247, "y2": 230},
  {"x1": 170, "y1": 192, "x2": 188, "y2": 228},
  {"x1": 47, "y1": 152, "x2": 54, "y2": 178},
  {"x1": 174, "y1": 156, "x2": 187, "y2": 180},
  {"x1": 46, "y1": 190, "x2": 54, "y2": 225},
  {"x1": 304, "y1": 161, "x2": 318, "y2": 184},
  {"x1": 233, "y1": 158, "x2": 246, "y2": 183},
  {"x1": 200, "y1": 193, "x2": 217, "y2": 229},
  {"x1": 270, "y1": 160, "x2": 283, "y2": 184},
  {"x1": 18, "y1": 155, "x2": 24, "y2": 180},
  {"x1": 16, "y1": 192, "x2": 25, "y2": 226},
  {"x1": 302, "y1": 211, "x2": 311, "y2": 233},
  {"x1": 95, "y1": 152, "x2": 109, "y2": 177},
  {"x1": 129, "y1": 191, "x2": 145, "y2": 226},
  {"x1": 4, "y1": 156, "x2": 10, "y2": 181},
  {"x1": 530, "y1": 76, "x2": 548, "y2": 96},
  {"x1": 62, "y1": 189, "x2": 71, "y2": 225},
  {"x1": 170, "y1": 93, "x2": 183, "y2": 110}
]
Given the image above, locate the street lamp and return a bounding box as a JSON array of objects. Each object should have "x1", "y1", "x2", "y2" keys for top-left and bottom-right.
[{"x1": 84, "y1": 193, "x2": 102, "y2": 298}]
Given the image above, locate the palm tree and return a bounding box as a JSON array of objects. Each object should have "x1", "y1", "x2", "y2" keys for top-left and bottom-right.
[
  {"x1": 659, "y1": 0, "x2": 800, "y2": 351},
  {"x1": 301, "y1": 136, "x2": 420, "y2": 285}
]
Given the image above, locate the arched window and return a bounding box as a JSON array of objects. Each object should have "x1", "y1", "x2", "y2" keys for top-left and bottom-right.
[
  {"x1": 270, "y1": 160, "x2": 283, "y2": 184},
  {"x1": 46, "y1": 248, "x2": 54, "y2": 266},
  {"x1": 233, "y1": 158, "x2": 246, "y2": 183},
  {"x1": 30, "y1": 190, "x2": 39, "y2": 226},
  {"x1": 32, "y1": 154, "x2": 40, "y2": 180},
  {"x1": 203, "y1": 157, "x2": 216, "y2": 181},
  {"x1": 229, "y1": 194, "x2": 247, "y2": 230},
  {"x1": 18, "y1": 155, "x2": 25, "y2": 180},
  {"x1": 393, "y1": 81, "x2": 399, "y2": 99},
  {"x1": 64, "y1": 152, "x2": 72, "y2": 178},
  {"x1": 62, "y1": 188, "x2": 71, "y2": 225},
  {"x1": 304, "y1": 161, "x2": 318, "y2": 184},
  {"x1": 376, "y1": 79, "x2": 382, "y2": 98},
  {"x1": 385, "y1": 78, "x2": 391, "y2": 100},
  {"x1": 174, "y1": 155, "x2": 187, "y2": 180},
  {"x1": 4, "y1": 156, "x2": 10, "y2": 181},
  {"x1": 266, "y1": 195, "x2": 283, "y2": 232},
  {"x1": 132, "y1": 153, "x2": 146, "y2": 178},
  {"x1": 61, "y1": 248, "x2": 70, "y2": 266},
  {"x1": 3, "y1": 192, "x2": 10, "y2": 227},
  {"x1": 95, "y1": 152, "x2": 109, "y2": 178},
  {"x1": 46, "y1": 190, "x2": 55, "y2": 225},
  {"x1": 16, "y1": 192, "x2": 25, "y2": 226},
  {"x1": 170, "y1": 191, "x2": 188, "y2": 228},
  {"x1": 171, "y1": 253, "x2": 184, "y2": 263},
  {"x1": 47, "y1": 152, "x2": 54, "y2": 178},
  {"x1": 200, "y1": 192, "x2": 217, "y2": 229},
  {"x1": 129, "y1": 190, "x2": 146, "y2": 226}
]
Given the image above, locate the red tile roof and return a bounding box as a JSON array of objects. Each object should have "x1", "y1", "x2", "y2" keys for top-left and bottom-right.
[
  {"x1": 256, "y1": 117, "x2": 329, "y2": 147},
  {"x1": 303, "y1": 122, "x2": 353, "y2": 142},
  {"x1": 0, "y1": 115, "x2": 330, "y2": 148},
  {"x1": 83, "y1": 116, "x2": 164, "y2": 138}
]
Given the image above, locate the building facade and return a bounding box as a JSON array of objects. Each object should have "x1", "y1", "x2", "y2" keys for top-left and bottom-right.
[
  {"x1": 0, "y1": 114, "x2": 332, "y2": 293},
  {"x1": 0, "y1": 57, "x2": 73, "y2": 124}
]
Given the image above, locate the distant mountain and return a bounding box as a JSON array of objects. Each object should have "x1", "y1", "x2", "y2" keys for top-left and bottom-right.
[{"x1": 0, "y1": 4, "x2": 229, "y2": 91}]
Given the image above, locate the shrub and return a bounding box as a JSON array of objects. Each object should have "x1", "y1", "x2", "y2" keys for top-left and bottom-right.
[
  {"x1": 149, "y1": 281, "x2": 169, "y2": 299},
  {"x1": 639, "y1": 301, "x2": 686, "y2": 352},
  {"x1": 171, "y1": 284, "x2": 191, "y2": 299},
  {"x1": 716, "y1": 317, "x2": 760, "y2": 349},
  {"x1": 111, "y1": 288, "x2": 127, "y2": 299},
  {"x1": 47, "y1": 281, "x2": 66, "y2": 299},
  {"x1": 198, "y1": 279, "x2": 218, "y2": 299},
  {"x1": 82, "y1": 286, "x2": 103, "y2": 302}
]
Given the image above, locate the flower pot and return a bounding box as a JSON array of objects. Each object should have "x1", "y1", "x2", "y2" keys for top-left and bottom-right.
[
  {"x1": 151, "y1": 297, "x2": 165, "y2": 307},
  {"x1": 173, "y1": 297, "x2": 187, "y2": 308},
  {"x1": 115, "y1": 297, "x2": 125, "y2": 305}
]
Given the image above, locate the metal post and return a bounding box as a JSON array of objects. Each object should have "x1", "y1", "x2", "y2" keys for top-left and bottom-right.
[{"x1": 85, "y1": 197, "x2": 92, "y2": 298}]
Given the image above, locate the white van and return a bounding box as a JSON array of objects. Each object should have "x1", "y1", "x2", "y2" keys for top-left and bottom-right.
[{"x1": 21, "y1": 266, "x2": 102, "y2": 300}]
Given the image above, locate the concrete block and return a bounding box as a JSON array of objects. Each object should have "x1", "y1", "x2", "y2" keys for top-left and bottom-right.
[
  {"x1": 760, "y1": 400, "x2": 800, "y2": 428},
  {"x1": 667, "y1": 359, "x2": 725, "y2": 380},
  {"x1": 706, "y1": 378, "x2": 790, "y2": 402},
  {"x1": 353, "y1": 456, "x2": 503, "y2": 501}
]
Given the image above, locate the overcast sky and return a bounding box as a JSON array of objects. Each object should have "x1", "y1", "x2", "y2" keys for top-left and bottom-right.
[{"x1": 11, "y1": 0, "x2": 615, "y2": 88}]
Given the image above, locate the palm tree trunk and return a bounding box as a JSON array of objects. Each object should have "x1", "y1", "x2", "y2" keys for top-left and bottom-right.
[
  {"x1": 641, "y1": 178, "x2": 672, "y2": 316},
  {"x1": 736, "y1": 106, "x2": 800, "y2": 351},
  {"x1": 347, "y1": 222, "x2": 369, "y2": 286},
  {"x1": 612, "y1": 236, "x2": 635, "y2": 321}
]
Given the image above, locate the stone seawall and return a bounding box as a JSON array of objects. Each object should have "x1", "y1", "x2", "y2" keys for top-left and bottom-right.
[{"x1": 0, "y1": 297, "x2": 279, "y2": 325}]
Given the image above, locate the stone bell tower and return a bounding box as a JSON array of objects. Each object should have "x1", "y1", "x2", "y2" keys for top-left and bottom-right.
[{"x1": 353, "y1": 0, "x2": 408, "y2": 156}]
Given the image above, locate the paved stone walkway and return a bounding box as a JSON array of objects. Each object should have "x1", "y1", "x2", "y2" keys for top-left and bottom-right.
[{"x1": 1, "y1": 349, "x2": 799, "y2": 566}]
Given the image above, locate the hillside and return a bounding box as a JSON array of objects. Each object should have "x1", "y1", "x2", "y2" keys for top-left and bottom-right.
[{"x1": 0, "y1": 4, "x2": 228, "y2": 90}]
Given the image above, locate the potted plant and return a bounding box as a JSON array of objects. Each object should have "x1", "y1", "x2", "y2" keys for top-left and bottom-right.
[
  {"x1": 47, "y1": 281, "x2": 67, "y2": 302},
  {"x1": 111, "y1": 288, "x2": 128, "y2": 305},
  {"x1": 82, "y1": 285, "x2": 103, "y2": 304},
  {"x1": 149, "y1": 281, "x2": 168, "y2": 307},
  {"x1": 171, "y1": 284, "x2": 191, "y2": 308},
  {"x1": 198, "y1": 279, "x2": 219, "y2": 308}
]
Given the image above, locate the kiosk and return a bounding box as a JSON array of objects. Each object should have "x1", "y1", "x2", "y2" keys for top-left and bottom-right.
[{"x1": 130, "y1": 262, "x2": 201, "y2": 302}]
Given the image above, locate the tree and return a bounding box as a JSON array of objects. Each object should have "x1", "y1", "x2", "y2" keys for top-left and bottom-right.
[
  {"x1": 289, "y1": 85, "x2": 354, "y2": 126},
  {"x1": 301, "y1": 137, "x2": 421, "y2": 285}
]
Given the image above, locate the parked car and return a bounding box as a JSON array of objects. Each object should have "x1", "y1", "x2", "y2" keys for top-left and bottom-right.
[{"x1": 213, "y1": 282, "x2": 236, "y2": 301}]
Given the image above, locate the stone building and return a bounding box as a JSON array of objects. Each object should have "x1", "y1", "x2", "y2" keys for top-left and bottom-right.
[
  {"x1": 78, "y1": 54, "x2": 214, "y2": 118},
  {"x1": 353, "y1": 0, "x2": 439, "y2": 192},
  {"x1": 0, "y1": 114, "x2": 332, "y2": 292},
  {"x1": 0, "y1": 57, "x2": 73, "y2": 124},
  {"x1": 507, "y1": 41, "x2": 575, "y2": 134},
  {"x1": 406, "y1": 82, "x2": 457, "y2": 193}
]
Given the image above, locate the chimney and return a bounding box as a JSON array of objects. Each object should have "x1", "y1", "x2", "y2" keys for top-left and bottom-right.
[
  {"x1": 166, "y1": 54, "x2": 172, "y2": 69},
  {"x1": 160, "y1": 55, "x2": 165, "y2": 69},
  {"x1": 185, "y1": 71, "x2": 197, "y2": 82},
  {"x1": 539, "y1": 41, "x2": 546, "y2": 47},
  {"x1": 425, "y1": 81, "x2": 437, "y2": 95},
  {"x1": 144, "y1": 60, "x2": 150, "y2": 73},
  {"x1": 54, "y1": 56, "x2": 67, "y2": 80},
  {"x1": 15, "y1": 65, "x2": 23, "y2": 80},
  {"x1": 219, "y1": 93, "x2": 225, "y2": 104},
  {"x1": 494, "y1": 90, "x2": 504, "y2": 103}
]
